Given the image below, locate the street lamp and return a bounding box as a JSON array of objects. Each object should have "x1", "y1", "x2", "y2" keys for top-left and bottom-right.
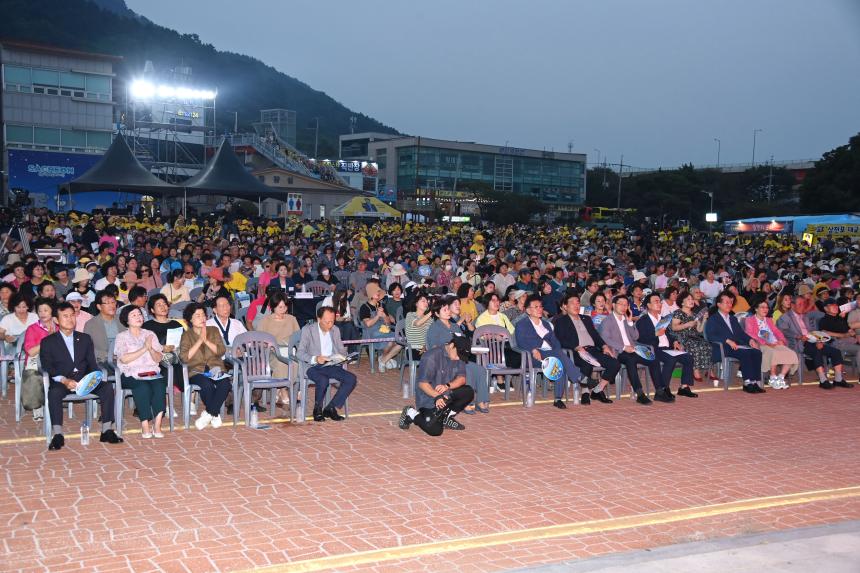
[
  {"x1": 713, "y1": 138, "x2": 721, "y2": 169},
  {"x1": 701, "y1": 189, "x2": 715, "y2": 229},
  {"x1": 752, "y1": 129, "x2": 763, "y2": 166}
]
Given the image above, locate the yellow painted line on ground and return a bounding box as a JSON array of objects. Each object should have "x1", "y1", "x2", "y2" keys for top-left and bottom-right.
[
  {"x1": 1, "y1": 379, "x2": 856, "y2": 446},
  {"x1": 242, "y1": 485, "x2": 860, "y2": 573}
]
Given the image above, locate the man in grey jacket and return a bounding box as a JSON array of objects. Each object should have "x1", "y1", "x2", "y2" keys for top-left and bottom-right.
[
  {"x1": 297, "y1": 306, "x2": 357, "y2": 422},
  {"x1": 83, "y1": 290, "x2": 126, "y2": 364}
]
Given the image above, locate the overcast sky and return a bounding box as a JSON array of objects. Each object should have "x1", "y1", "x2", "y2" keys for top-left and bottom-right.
[{"x1": 126, "y1": 0, "x2": 860, "y2": 169}]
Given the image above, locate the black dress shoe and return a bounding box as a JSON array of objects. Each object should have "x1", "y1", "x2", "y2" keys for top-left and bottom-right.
[
  {"x1": 833, "y1": 380, "x2": 853, "y2": 388},
  {"x1": 677, "y1": 386, "x2": 698, "y2": 398},
  {"x1": 48, "y1": 434, "x2": 65, "y2": 451},
  {"x1": 636, "y1": 393, "x2": 652, "y2": 405},
  {"x1": 99, "y1": 429, "x2": 124, "y2": 444},
  {"x1": 819, "y1": 381, "x2": 834, "y2": 390},
  {"x1": 312, "y1": 406, "x2": 326, "y2": 421},
  {"x1": 591, "y1": 390, "x2": 613, "y2": 404},
  {"x1": 580, "y1": 393, "x2": 591, "y2": 405},
  {"x1": 743, "y1": 384, "x2": 758, "y2": 393},
  {"x1": 653, "y1": 390, "x2": 673, "y2": 403},
  {"x1": 661, "y1": 388, "x2": 676, "y2": 401},
  {"x1": 553, "y1": 399, "x2": 567, "y2": 410},
  {"x1": 754, "y1": 384, "x2": 766, "y2": 393},
  {"x1": 323, "y1": 406, "x2": 345, "y2": 421}
]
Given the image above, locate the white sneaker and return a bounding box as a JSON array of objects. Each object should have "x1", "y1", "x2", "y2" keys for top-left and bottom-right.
[
  {"x1": 152, "y1": 431, "x2": 165, "y2": 438},
  {"x1": 141, "y1": 431, "x2": 153, "y2": 439},
  {"x1": 194, "y1": 411, "x2": 212, "y2": 430},
  {"x1": 378, "y1": 359, "x2": 386, "y2": 373},
  {"x1": 210, "y1": 415, "x2": 223, "y2": 429},
  {"x1": 33, "y1": 406, "x2": 44, "y2": 421},
  {"x1": 387, "y1": 359, "x2": 397, "y2": 369},
  {"x1": 768, "y1": 375, "x2": 779, "y2": 387}
]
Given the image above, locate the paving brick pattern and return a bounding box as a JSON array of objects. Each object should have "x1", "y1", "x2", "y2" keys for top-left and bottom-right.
[{"x1": 1, "y1": 365, "x2": 858, "y2": 573}]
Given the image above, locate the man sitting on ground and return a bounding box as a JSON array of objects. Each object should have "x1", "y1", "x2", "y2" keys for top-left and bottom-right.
[{"x1": 399, "y1": 334, "x2": 474, "y2": 435}]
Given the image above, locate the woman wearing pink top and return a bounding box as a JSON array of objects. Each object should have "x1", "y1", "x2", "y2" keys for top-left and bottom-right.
[
  {"x1": 23, "y1": 298, "x2": 57, "y2": 369},
  {"x1": 744, "y1": 300, "x2": 798, "y2": 389},
  {"x1": 115, "y1": 305, "x2": 167, "y2": 438}
]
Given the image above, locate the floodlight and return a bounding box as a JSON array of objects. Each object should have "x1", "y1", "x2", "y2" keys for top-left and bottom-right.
[{"x1": 705, "y1": 212, "x2": 718, "y2": 222}]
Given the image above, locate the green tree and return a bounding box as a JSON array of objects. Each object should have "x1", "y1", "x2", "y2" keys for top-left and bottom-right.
[{"x1": 800, "y1": 133, "x2": 860, "y2": 213}]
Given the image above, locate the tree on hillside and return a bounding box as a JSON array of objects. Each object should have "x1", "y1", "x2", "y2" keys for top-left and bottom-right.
[{"x1": 800, "y1": 133, "x2": 860, "y2": 213}]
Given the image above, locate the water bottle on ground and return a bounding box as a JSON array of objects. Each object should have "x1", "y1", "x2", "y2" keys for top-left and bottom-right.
[
  {"x1": 80, "y1": 423, "x2": 90, "y2": 446},
  {"x1": 249, "y1": 405, "x2": 259, "y2": 429}
]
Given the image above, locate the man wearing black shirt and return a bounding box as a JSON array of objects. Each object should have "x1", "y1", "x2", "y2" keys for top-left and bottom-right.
[
  {"x1": 552, "y1": 293, "x2": 617, "y2": 404},
  {"x1": 398, "y1": 335, "x2": 474, "y2": 436},
  {"x1": 819, "y1": 298, "x2": 860, "y2": 377}
]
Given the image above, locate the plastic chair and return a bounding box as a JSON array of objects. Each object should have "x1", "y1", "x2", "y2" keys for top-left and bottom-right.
[
  {"x1": 563, "y1": 348, "x2": 602, "y2": 403},
  {"x1": 333, "y1": 270, "x2": 350, "y2": 284},
  {"x1": 231, "y1": 332, "x2": 295, "y2": 427},
  {"x1": 147, "y1": 288, "x2": 162, "y2": 298},
  {"x1": 236, "y1": 306, "x2": 249, "y2": 327},
  {"x1": 110, "y1": 342, "x2": 175, "y2": 436},
  {"x1": 473, "y1": 325, "x2": 524, "y2": 402},
  {"x1": 304, "y1": 281, "x2": 333, "y2": 297},
  {"x1": 285, "y1": 330, "x2": 350, "y2": 423},
  {"x1": 394, "y1": 319, "x2": 421, "y2": 399},
  {"x1": 41, "y1": 372, "x2": 99, "y2": 445},
  {"x1": 353, "y1": 312, "x2": 377, "y2": 373},
  {"x1": 189, "y1": 287, "x2": 204, "y2": 301},
  {"x1": 12, "y1": 335, "x2": 27, "y2": 422}
]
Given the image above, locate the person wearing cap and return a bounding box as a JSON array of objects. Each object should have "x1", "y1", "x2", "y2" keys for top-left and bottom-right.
[
  {"x1": 818, "y1": 297, "x2": 860, "y2": 376},
  {"x1": 65, "y1": 291, "x2": 92, "y2": 332},
  {"x1": 777, "y1": 296, "x2": 849, "y2": 388},
  {"x1": 705, "y1": 292, "x2": 764, "y2": 394},
  {"x1": 515, "y1": 294, "x2": 583, "y2": 409},
  {"x1": 51, "y1": 264, "x2": 73, "y2": 300},
  {"x1": 197, "y1": 268, "x2": 231, "y2": 307},
  {"x1": 385, "y1": 262, "x2": 408, "y2": 289},
  {"x1": 70, "y1": 268, "x2": 96, "y2": 308},
  {"x1": 398, "y1": 335, "x2": 474, "y2": 435}
]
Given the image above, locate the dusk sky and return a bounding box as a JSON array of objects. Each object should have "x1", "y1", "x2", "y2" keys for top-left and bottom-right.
[{"x1": 126, "y1": 0, "x2": 860, "y2": 170}]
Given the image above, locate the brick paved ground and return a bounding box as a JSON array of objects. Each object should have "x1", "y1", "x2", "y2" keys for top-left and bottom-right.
[{"x1": 1, "y1": 364, "x2": 859, "y2": 573}]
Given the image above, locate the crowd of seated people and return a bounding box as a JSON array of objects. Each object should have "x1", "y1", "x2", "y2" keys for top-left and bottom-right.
[{"x1": 1, "y1": 209, "x2": 858, "y2": 445}]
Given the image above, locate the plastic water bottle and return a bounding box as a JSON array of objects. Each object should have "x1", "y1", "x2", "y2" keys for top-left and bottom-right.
[
  {"x1": 80, "y1": 423, "x2": 90, "y2": 446},
  {"x1": 249, "y1": 406, "x2": 259, "y2": 429},
  {"x1": 526, "y1": 378, "x2": 534, "y2": 407}
]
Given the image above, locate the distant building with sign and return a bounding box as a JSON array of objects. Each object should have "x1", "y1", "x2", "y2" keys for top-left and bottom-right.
[
  {"x1": 340, "y1": 133, "x2": 587, "y2": 216},
  {"x1": 1, "y1": 39, "x2": 120, "y2": 209}
]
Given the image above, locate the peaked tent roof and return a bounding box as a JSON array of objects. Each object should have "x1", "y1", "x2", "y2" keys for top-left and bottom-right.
[
  {"x1": 61, "y1": 134, "x2": 180, "y2": 196},
  {"x1": 182, "y1": 139, "x2": 282, "y2": 199},
  {"x1": 330, "y1": 196, "x2": 401, "y2": 219}
]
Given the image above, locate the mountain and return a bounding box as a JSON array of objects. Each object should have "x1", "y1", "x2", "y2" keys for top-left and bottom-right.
[{"x1": 0, "y1": 0, "x2": 399, "y2": 157}]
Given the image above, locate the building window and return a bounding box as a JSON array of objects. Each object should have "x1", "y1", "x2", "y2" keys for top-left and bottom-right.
[
  {"x1": 4, "y1": 65, "x2": 31, "y2": 86},
  {"x1": 59, "y1": 71, "x2": 85, "y2": 90},
  {"x1": 86, "y1": 131, "x2": 111, "y2": 149},
  {"x1": 6, "y1": 125, "x2": 33, "y2": 144},
  {"x1": 85, "y1": 75, "x2": 111, "y2": 95},
  {"x1": 287, "y1": 177, "x2": 293, "y2": 184},
  {"x1": 258, "y1": 175, "x2": 265, "y2": 182},
  {"x1": 61, "y1": 129, "x2": 86, "y2": 147},
  {"x1": 34, "y1": 127, "x2": 61, "y2": 146},
  {"x1": 319, "y1": 205, "x2": 325, "y2": 218},
  {"x1": 273, "y1": 175, "x2": 280, "y2": 183},
  {"x1": 31, "y1": 68, "x2": 59, "y2": 86}
]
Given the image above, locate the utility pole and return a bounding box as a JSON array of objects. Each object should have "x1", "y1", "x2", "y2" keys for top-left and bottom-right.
[
  {"x1": 313, "y1": 117, "x2": 319, "y2": 159},
  {"x1": 752, "y1": 128, "x2": 762, "y2": 166},
  {"x1": 568, "y1": 139, "x2": 574, "y2": 153},
  {"x1": 593, "y1": 148, "x2": 601, "y2": 169},
  {"x1": 766, "y1": 155, "x2": 774, "y2": 203},
  {"x1": 601, "y1": 157, "x2": 608, "y2": 191},
  {"x1": 616, "y1": 154, "x2": 624, "y2": 208},
  {"x1": 713, "y1": 138, "x2": 721, "y2": 169}
]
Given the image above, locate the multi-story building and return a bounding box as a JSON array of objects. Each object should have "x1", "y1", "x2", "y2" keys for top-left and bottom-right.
[
  {"x1": 1, "y1": 39, "x2": 119, "y2": 209},
  {"x1": 361, "y1": 135, "x2": 587, "y2": 215}
]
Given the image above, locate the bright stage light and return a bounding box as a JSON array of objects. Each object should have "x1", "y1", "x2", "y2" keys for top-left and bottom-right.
[
  {"x1": 705, "y1": 212, "x2": 718, "y2": 222},
  {"x1": 130, "y1": 79, "x2": 216, "y2": 101}
]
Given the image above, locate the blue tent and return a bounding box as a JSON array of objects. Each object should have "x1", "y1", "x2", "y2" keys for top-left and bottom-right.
[{"x1": 724, "y1": 213, "x2": 860, "y2": 235}]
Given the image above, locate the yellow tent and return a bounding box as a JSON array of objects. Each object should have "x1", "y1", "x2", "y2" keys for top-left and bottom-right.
[{"x1": 331, "y1": 196, "x2": 401, "y2": 219}]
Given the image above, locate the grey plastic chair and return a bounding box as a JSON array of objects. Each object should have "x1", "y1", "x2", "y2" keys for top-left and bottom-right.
[
  {"x1": 285, "y1": 329, "x2": 350, "y2": 423},
  {"x1": 147, "y1": 288, "x2": 162, "y2": 298},
  {"x1": 41, "y1": 372, "x2": 99, "y2": 445},
  {"x1": 231, "y1": 331, "x2": 295, "y2": 427},
  {"x1": 395, "y1": 319, "x2": 421, "y2": 399},
  {"x1": 13, "y1": 335, "x2": 26, "y2": 422},
  {"x1": 304, "y1": 281, "x2": 333, "y2": 297},
  {"x1": 353, "y1": 312, "x2": 377, "y2": 373},
  {"x1": 333, "y1": 270, "x2": 350, "y2": 284},
  {"x1": 473, "y1": 325, "x2": 524, "y2": 402},
  {"x1": 189, "y1": 287, "x2": 204, "y2": 301},
  {"x1": 236, "y1": 306, "x2": 249, "y2": 327}
]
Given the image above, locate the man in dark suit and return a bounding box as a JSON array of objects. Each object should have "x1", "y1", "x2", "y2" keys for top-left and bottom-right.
[
  {"x1": 704, "y1": 292, "x2": 764, "y2": 393},
  {"x1": 514, "y1": 295, "x2": 582, "y2": 409},
  {"x1": 552, "y1": 292, "x2": 617, "y2": 404},
  {"x1": 637, "y1": 293, "x2": 696, "y2": 398},
  {"x1": 41, "y1": 302, "x2": 123, "y2": 451}
]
